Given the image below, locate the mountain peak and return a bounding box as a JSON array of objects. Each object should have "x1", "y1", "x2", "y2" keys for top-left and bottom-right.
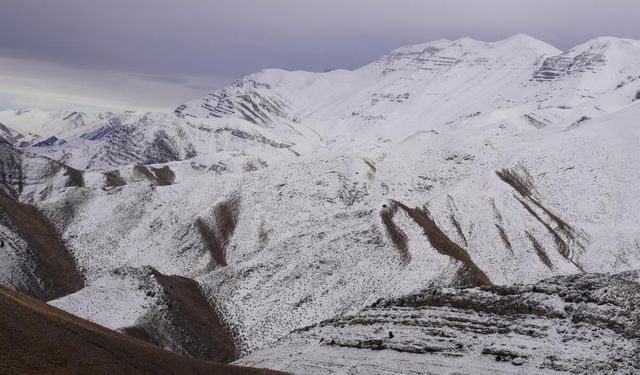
[
  {"x1": 571, "y1": 36, "x2": 635, "y2": 52},
  {"x1": 383, "y1": 35, "x2": 559, "y2": 64},
  {"x1": 494, "y1": 34, "x2": 561, "y2": 54}
]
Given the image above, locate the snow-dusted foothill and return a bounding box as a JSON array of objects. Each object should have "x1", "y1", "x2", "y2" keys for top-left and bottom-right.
[{"x1": 237, "y1": 270, "x2": 640, "y2": 374}]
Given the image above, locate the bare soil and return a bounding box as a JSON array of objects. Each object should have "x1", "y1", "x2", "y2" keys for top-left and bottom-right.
[
  {"x1": 197, "y1": 196, "x2": 240, "y2": 268},
  {"x1": 125, "y1": 270, "x2": 239, "y2": 363},
  {"x1": 0, "y1": 193, "x2": 84, "y2": 300},
  {"x1": 392, "y1": 200, "x2": 492, "y2": 286},
  {"x1": 380, "y1": 204, "x2": 411, "y2": 265},
  {"x1": 0, "y1": 285, "x2": 288, "y2": 375},
  {"x1": 134, "y1": 165, "x2": 175, "y2": 186},
  {"x1": 103, "y1": 170, "x2": 127, "y2": 187},
  {"x1": 525, "y1": 231, "x2": 554, "y2": 269}
]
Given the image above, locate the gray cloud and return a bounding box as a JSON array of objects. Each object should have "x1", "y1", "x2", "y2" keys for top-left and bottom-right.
[{"x1": 1, "y1": 0, "x2": 639, "y2": 110}]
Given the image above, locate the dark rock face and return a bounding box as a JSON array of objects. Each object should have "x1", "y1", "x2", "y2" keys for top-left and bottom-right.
[
  {"x1": 133, "y1": 165, "x2": 176, "y2": 186},
  {"x1": 0, "y1": 145, "x2": 84, "y2": 200},
  {"x1": 81, "y1": 122, "x2": 197, "y2": 170},
  {"x1": 532, "y1": 50, "x2": 607, "y2": 81},
  {"x1": 0, "y1": 147, "x2": 86, "y2": 301},
  {"x1": 239, "y1": 271, "x2": 640, "y2": 374},
  {"x1": 0, "y1": 146, "x2": 24, "y2": 199},
  {"x1": 33, "y1": 136, "x2": 62, "y2": 147},
  {"x1": 175, "y1": 78, "x2": 290, "y2": 127}
]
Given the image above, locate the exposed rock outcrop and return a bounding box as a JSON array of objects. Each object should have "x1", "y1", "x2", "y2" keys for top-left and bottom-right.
[{"x1": 238, "y1": 271, "x2": 640, "y2": 374}]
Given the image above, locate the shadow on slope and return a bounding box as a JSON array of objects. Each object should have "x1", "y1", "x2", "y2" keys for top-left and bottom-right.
[
  {"x1": 122, "y1": 268, "x2": 239, "y2": 363},
  {"x1": 0, "y1": 285, "x2": 288, "y2": 375},
  {"x1": 0, "y1": 193, "x2": 84, "y2": 301}
]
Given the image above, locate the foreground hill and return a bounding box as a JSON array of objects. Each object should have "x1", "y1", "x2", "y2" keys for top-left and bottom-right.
[{"x1": 0, "y1": 285, "x2": 287, "y2": 375}]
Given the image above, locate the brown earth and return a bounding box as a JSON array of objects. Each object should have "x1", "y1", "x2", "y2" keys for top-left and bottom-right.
[
  {"x1": 0, "y1": 285, "x2": 288, "y2": 375},
  {"x1": 133, "y1": 165, "x2": 175, "y2": 186},
  {"x1": 104, "y1": 170, "x2": 127, "y2": 187},
  {"x1": 497, "y1": 168, "x2": 584, "y2": 271},
  {"x1": 380, "y1": 204, "x2": 411, "y2": 265},
  {"x1": 0, "y1": 193, "x2": 84, "y2": 301},
  {"x1": 525, "y1": 231, "x2": 554, "y2": 269},
  {"x1": 392, "y1": 200, "x2": 492, "y2": 287},
  {"x1": 124, "y1": 270, "x2": 239, "y2": 363},
  {"x1": 197, "y1": 196, "x2": 240, "y2": 268}
]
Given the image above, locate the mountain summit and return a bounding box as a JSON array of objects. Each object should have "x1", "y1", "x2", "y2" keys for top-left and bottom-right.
[{"x1": 174, "y1": 35, "x2": 640, "y2": 145}]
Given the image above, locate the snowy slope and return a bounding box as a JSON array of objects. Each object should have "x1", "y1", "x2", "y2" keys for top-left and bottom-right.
[
  {"x1": 175, "y1": 35, "x2": 640, "y2": 146},
  {"x1": 48, "y1": 98, "x2": 640, "y2": 355},
  {"x1": 237, "y1": 270, "x2": 640, "y2": 374},
  {"x1": 1, "y1": 35, "x2": 640, "y2": 372},
  {"x1": 0, "y1": 109, "x2": 144, "y2": 141}
]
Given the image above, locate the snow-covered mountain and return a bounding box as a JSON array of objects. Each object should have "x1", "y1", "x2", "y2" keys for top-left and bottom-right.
[
  {"x1": 176, "y1": 35, "x2": 640, "y2": 145},
  {"x1": 1, "y1": 35, "x2": 640, "y2": 373}
]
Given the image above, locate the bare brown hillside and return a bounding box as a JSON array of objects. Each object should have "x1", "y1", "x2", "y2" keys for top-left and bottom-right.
[
  {"x1": 0, "y1": 286, "x2": 288, "y2": 375},
  {"x1": 0, "y1": 193, "x2": 84, "y2": 300}
]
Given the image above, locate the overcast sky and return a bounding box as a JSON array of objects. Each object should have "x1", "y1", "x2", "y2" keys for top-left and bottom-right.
[{"x1": 1, "y1": 0, "x2": 639, "y2": 111}]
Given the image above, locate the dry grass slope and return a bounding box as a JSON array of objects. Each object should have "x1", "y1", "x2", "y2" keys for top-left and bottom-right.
[
  {"x1": 103, "y1": 170, "x2": 127, "y2": 187},
  {"x1": 380, "y1": 204, "x2": 411, "y2": 265},
  {"x1": 123, "y1": 270, "x2": 239, "y2": 363},
  {"x1": 525, "y1": 231, "x2": 554, "y2": 269},
  {"x1": 449, "y1": 213, "x2": 468, "y2": 247},
  {"x1": 0, "y1": 193, "x2": 84, "y2": 301},
  {"x1": 197, "y1": 196, "x2": 241, "y2": 267},
  {"x1": 497, "y1": 168, "x2": 584, "y2": 271},
  {"x1": 133, "y1": 165, "x2": 175, "y2": 186},
  {"x1": 392, "y1": 200, "x2": 492, "y2": 287},
  {"x1": 496, "y1": 168, "x2": 534, "y2": 197},
  {"x1": 495, "y1": 224, "x2": 514, "y2": 253},
  {"x1": 517, "y1": 197, "x2": 570, "y2": 257}
]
